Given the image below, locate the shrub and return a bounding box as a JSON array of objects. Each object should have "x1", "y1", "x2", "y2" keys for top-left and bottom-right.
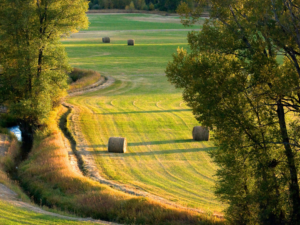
[
  {"x1": 125, "y1": 1, "x2": 135, "y2": 10},
  {"x1": 68, "y1": 68, "x2": 101, "y2": 91},
  {"x1": 149, "y1": 2, "x2": 155, "y2": 10},
  {"x1": 92, "y1": 4, "x2": 100, "y2": 9},
  {"x1": 142, "y1": 4, "x2": 149, "y2": 10}
]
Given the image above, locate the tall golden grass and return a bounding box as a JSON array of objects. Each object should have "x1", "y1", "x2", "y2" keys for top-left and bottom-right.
[{"x1": 18, "y1": 107, "x2": 224, "y2": 225}]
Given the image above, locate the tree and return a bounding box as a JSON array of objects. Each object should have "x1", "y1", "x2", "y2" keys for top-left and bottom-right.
[
  {"x1": 149, "y1": 2, "x2": 155, "y2": 10},
  {"x1": 166, "y1": 0, "x2": 300, "y2": 224},
  {"x1": 135, "y1": 0, "x2": 145, "y2": 10},
  {"x1": 125, "y1": 1, "x2": 135, "y2": 10},
  {"x1": 0, "y1": 0, "x2": 88, "y2": 139}
]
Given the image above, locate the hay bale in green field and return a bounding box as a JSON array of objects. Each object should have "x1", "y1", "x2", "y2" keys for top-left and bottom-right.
[
  {"x1": 102, "y1": 37, "x2": 111, "y2": 43},
  {"x1": 127, "y1": 39, "x2": 135, "y2": 46},
  {"x1": 192, "y1": 126, "x2": 209, "y2": 141},
  {"x1": 108, "y1": 137, "x2": 127, "y2": 153}
]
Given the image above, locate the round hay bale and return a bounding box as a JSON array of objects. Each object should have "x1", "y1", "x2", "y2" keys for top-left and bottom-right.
[
  {"x1": 192, "y1": 126, "x2": 209, "y2": 141},
  {"x1": 102, "y1": 37, "x2": 111, "y2": 43},
  {"x1": 127, "y1": 39, "x2": 135, "y2": 46},
  {"x1": 108, "y1": 137, "x2": 127, "y2": 153}
]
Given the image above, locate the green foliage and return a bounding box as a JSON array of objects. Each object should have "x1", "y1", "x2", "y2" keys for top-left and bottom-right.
[
  {"x1": 69, "y1": 68, "x2": 96, "y2": 83},
  {"x1": 149, "y1": 2, "x2": 155, "y2": 10},
  {"x1": 167, "y1": 0, "x2": 300, "y2": 224},
  {"x1": 92, "y1": 4, "x2": 100, "y2": 9},
  {"x1": 125, "y1": 1, "x2": 135, "y2": 10},
  {"x1": 0, "y1": 0, "x2": 88, "y2": 129},
  {"x1": 134, "y1": 0, "x2": 146, "y2": 9},
  {"x1": 91, "y1": 0, "x2": 187, "y2": 11}
]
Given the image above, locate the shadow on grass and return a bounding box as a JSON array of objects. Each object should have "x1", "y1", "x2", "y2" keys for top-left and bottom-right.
[
  {"x1": 89, "y1": 147, "x2": 215, "y2": 157},
  {"x1": 78, "y1": 139, "x2": 196, "y2": 148},
  {"x1": 95, "y1": 109, "x2": 192, "y2": 115},
  {"x1": 79, "y1": 137, "x2": 216, "y2": 157}
]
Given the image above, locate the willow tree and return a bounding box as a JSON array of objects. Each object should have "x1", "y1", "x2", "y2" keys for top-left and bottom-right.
[
  {"x1": 166, "y1": 0, "x2": 300, "y2": 224},
  {"x1": 0, "y1": 0, "x2": 88, "y2": 138}
]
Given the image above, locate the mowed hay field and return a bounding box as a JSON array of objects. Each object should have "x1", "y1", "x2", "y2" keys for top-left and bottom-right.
[
  {"x1": 0, "y1": 200, "x2": 100, "y2": 225},
  {"x1": 64, "y1": 14, "x2": 223, "y2": 212}
]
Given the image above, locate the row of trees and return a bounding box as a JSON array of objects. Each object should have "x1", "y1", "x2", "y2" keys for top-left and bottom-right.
[
  {"x1": 89, "y1": 0, "x2": 190, "y2": 12},
  {"x1": 0, "y1": 0, "x2": 88, "y2": 139},
  {"x1": 167, "y1": 0, "x2": 300, "y2": 224}
]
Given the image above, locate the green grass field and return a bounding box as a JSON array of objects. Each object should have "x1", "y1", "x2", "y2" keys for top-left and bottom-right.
[
  {"x1": 0, "y1": 200, "x2": 100, "y2": 225},
  {"x1": 86, "y1": 13, "x2": 200, "y2": 31},
  {"x1": 65, "y1": 14, "x2": 223, "y2": 212}
]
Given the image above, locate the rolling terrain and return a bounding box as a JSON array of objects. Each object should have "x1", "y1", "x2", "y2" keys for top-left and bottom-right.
[{"x1": 64, "y1": 13, "x2": 224, "y2": 212}]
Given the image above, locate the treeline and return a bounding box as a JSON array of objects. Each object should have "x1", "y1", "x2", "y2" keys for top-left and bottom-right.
[{"x1": 89, "y1": 0, "x2": 193, "y2": 12}]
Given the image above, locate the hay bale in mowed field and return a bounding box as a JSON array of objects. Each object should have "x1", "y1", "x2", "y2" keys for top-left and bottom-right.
[
  {"x1": 127, "y1": 39, "x2": 135, "y2": 46},
  {"x1": 102, "y1": 37, "x2": 111, "y2": 43},
  {"x1": 192, "y1": 126, "x2": 209, "y2": 141},
  {"x1": 108, "y1": 137, "x2": 127, "y2": 153}
]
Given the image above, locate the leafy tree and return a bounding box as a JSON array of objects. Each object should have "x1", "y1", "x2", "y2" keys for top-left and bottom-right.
[
  {"x1": 135, "y1": 0, "x2": 146, "y2": 10},
  {"x1": 0, "y1": 0, "x2": 88, "y2": 138},
  {"x1": 125, "y1": 1, "x2": 135, "y2": 10},
  {"x1": 167, "y1": 0, "x2": 300, "y2": 224},
  {"x1": 149, "y1": 2, "x2": 155, "y2": 10}
]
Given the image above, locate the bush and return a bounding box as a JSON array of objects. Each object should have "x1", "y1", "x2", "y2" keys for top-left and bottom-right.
[
  {"x1": 149, "y1": 2, "x2": 155, "y2": 10},
  {"x1": 68, "y1": 68, "x2": 101, "y2": 92},
  {"x1": 92, "y1": 4, "x2": 100, "y2": 9},
  {"x1": 142, "y1": 4, "x2": 149, "y2": 10},
  {"x1": 68, "y1": 68, "x2": 92, "y2": 83},
  {"x1": 125, "y1": 1, "x2": 135, "y2": 10}
]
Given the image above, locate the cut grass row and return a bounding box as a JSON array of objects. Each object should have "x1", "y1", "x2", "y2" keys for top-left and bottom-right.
[{"x1": 17, "y1": 106, "x2": 223, "y2": 225}]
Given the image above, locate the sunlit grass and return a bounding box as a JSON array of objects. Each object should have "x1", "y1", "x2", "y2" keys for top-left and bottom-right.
[
  {"x1": 64, "y1": 13, "x2": 223, "y2": 212},
  {"x1": 0, "y1": 200, "x2": 97, "y2": 225},
  {"x1": 17, "y1": 107, "x2": 223, "y2": 225},
  {"x1": 86, "y1": 13, "x2": 200, "y2": 31}
]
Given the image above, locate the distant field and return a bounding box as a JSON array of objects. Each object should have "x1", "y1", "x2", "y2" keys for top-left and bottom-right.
[
  {"x1": 65, "y1": 14, "x2": 223, "y2": 212},
  {"x1": 86, "y1": 13, "x2": 200, "y2": 31},
  {"x1": 63, "y1": 30, "x2": 191, "y2": 76}
]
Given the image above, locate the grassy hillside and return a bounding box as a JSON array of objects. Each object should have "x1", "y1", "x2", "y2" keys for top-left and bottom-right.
[
  {"x1": 64, "y1": 14, "x2": 223, "y2": 212},
  {"x1": 0, "y1": 133, "x2": 104, "y2": 225},
  {"x1": 16, "y1": 107, "x2": 222, "y2": 225},
  {"x1": 0, "y1": 200, "x2": 98, "y2": 225}
]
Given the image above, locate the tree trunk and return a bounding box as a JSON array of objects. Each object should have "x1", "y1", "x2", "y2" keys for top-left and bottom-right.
[
  {"x1": 19, "y1": 121, "x2": 33, "y2": 161},
  {"x1": 277, "y1": 100, "x2": 300, "y2": 224}
]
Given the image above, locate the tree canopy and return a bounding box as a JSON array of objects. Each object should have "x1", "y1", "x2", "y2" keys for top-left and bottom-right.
[
  {"x1": 89, "y1": 0, "x2": 192, "y2": 12},
  {"x1": 167, "y1": 0, "x2": 300, "y2": 224},
  {"x1": 0, "y1": 0, "x2": 88, "y2": 135}
]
